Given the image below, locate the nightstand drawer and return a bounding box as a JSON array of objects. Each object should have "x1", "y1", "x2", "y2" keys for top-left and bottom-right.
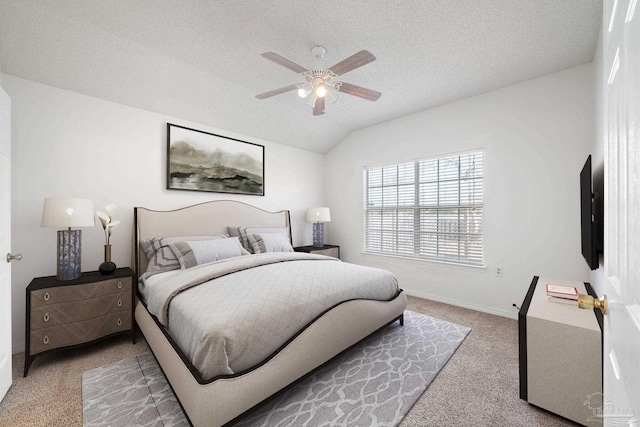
[
  {"x1": 30, "y1": 291, "x2": 130, "y2": 330},
  {"x1": 30, "y1": 310, "x2": 132, "y2": 355},
  {"x1": 31, "y1": 277, "x2": 131, "y2": 307}
]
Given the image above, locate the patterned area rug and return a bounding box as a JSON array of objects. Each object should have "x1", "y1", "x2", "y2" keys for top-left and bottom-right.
[
  {"x1": 82, "y1": 351, "x2": 189, "y2": 426},
  {"x1": 82, "y1": 310, "x2": 470, "y2": 427}
]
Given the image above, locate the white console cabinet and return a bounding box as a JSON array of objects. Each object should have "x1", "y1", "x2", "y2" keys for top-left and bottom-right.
[{"x1": 519, "y1": 276, "x2": 603, "y2": 426}]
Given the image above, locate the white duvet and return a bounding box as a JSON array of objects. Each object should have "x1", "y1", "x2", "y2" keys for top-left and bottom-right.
[{"x1": 141, "y1": 252, "x2": 400, "y2": 381}]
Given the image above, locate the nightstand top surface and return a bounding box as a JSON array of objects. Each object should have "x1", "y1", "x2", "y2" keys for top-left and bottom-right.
[
  {"x1": 28, "y1": 267, "x2": 134, "y2": 290},
  {"x1": 294, "y1": 245, "x2": 339, "y2": 251},
  {"x1": 527, "y1": 277, "x2": 600, "y2": 331}
]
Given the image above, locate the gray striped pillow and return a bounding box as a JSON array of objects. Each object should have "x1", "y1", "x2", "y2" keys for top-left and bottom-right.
[
  {"x1": 246, "y1": 233, "x2": 294, "y2": 254},
  {"x1": 228, "y1": 226, "x2": 290, "y2": 254},
  {"x1": 169, "y1": 237, "x2": 249, "y2": 269}
]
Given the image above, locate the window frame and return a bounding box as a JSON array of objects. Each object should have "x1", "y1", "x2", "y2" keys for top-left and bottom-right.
[{"x1": 362, "y1": 150, "x2": 485, "y2": 268}]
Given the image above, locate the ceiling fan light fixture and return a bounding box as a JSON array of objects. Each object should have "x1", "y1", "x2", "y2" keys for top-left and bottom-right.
[
  {"x1": 315, "y1": 85, "x2": 327, "y2": 98},
  {"x1": 297, "y1": 85, "x2": 312, "y2": 98},
  {"x1": 305, "y1": 94, "x2": 317, "y2": 108},
  {"x1": 325, "y1": 88, "x2": 339, "y2": 105},
  {"x1": 306, "y1": 88, "x2": 338, "y2": 108}
]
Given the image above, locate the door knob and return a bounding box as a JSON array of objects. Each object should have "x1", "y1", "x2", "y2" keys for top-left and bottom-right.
[
  {"x1": 578, "y1": 294, "x2": 608, "y2": 315},
  {"x1": 6, "y1": 253, "x2": 22, "y2": 263}
]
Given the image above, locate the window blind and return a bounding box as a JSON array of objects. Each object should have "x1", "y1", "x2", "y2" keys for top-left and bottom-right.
[{"x1": 363, "y1": 152, "x2": 484, "y2": 266}]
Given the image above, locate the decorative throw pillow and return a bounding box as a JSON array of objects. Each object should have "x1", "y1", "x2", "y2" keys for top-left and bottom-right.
[
  {"x1": 227, "y1": 226, "x2": 290, "y2": 253},
  {"x1": 144, "y1": 246, "x2": 181, "y2": 276},
  {"x1": 141, "y1": 235, "x2": 228, "y2": 275},
  {"x1": 246, "y1": 233, "x2": 294, "y2": 254},
  {"x1": 226, "y1": 227, "x2": 250, "y2": 252},
  {"x1": 169, "y1": 237, "x2": 249, "y2": 269}
]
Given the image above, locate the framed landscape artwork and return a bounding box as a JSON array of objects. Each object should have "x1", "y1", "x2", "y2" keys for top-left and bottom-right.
[{"x1": 167, "y1": 123, "x2": 265, "y2": 196}]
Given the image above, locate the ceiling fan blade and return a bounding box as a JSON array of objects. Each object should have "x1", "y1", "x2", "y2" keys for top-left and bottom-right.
[
  {"x1": 313, "y1": 96, "x2": 325, "y2": 116},
  {"x1": 329, "y1": 50, "x2": 376, "y2": 76},
  {"x1": 261, "y1": 52, "x2": 308, "y2": 74},
  {"x1": 337, "y1": 82, "x2": 381, "y2": 101},
  {"x1": 255, "y1": 85, "x2": 298, "y2": 99}
]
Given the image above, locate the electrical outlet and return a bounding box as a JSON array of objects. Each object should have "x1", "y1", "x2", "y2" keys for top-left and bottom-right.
[{"x1": 495, "y1": 267, "x2": 503, "y2": 277}]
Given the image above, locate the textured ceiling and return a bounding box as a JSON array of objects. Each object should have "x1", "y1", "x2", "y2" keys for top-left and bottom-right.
[{"x1": 0, "y1": 0, "x2": 602, "y2": 154}]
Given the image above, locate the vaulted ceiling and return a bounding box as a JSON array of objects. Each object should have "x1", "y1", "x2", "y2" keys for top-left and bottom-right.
[{"x1": 0, "y1": 0, "x2": 602, "y2": 153}]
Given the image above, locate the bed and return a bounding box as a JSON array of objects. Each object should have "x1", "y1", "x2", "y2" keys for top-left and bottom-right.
[{"x1": 134, "y1": 200, "x2": 407, "y2": 426}]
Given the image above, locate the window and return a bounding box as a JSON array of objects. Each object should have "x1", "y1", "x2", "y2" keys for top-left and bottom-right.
[{"x1": 363, "y1": 151, "x2": 483, "y2": 266}]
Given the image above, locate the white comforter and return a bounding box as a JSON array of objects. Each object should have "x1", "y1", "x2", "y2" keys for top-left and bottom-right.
[{"x1": 142, "y1": 252, "x2": 400, "y2": 381}]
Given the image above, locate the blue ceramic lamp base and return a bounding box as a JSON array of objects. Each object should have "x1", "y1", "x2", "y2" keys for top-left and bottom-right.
[
  {"x1": 312, "y1": 222, "x2": 325, "y2": 247},
  {"x1": 57, "y1": 229, "x2": 81, "y2": 281}
]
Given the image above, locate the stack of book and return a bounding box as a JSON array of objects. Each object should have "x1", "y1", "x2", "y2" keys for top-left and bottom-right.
[{"x1": 546, "y1": 284, "x2": 579, "y2": 305}]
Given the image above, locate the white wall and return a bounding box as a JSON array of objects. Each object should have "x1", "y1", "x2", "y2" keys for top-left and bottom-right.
[
  {"x1": 325, "y1": 64, "x2": 594, "y2": 318},
  {"x1": 5, "y1": 74, "x2": 325, "y2": 353}
]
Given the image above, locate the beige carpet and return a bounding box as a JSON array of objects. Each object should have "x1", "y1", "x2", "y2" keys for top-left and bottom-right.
[
  {"x1": 399, "y1": 297, "x2": 576, "y2": 427},
  {"x1": 0, "y1": 296, "x2": 576, "y2": 426}
]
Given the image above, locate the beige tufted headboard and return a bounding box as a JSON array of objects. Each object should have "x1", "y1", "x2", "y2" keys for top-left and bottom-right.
[{"x1": 134, "y1": 200, "x2": 291, "y2": 277}]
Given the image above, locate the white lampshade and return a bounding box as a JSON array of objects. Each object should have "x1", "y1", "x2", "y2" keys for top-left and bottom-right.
[
  {"x1": 41, "y1": 198, "x2": 95, "y2": 228},
  {"x1": 306, "y1": 207, "x2": 331, "y2": 223}
]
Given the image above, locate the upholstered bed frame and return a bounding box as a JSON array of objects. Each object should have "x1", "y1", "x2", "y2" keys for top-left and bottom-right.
[{"x1": 134, "y1": 200, "x2": 407, "y2": 426}]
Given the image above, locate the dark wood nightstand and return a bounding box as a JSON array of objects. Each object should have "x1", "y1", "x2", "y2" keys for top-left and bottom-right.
[
  {"x1": 294, "y1": 244, "x2": 340, "y2": 259},
  {"x1": 24, "y1": 267, "x2": 135, "y2": 376}
]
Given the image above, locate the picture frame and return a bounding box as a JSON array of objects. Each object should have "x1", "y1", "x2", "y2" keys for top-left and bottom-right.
[{"x1": 167, "y1": 123, "x2": 265, "y2": 196}]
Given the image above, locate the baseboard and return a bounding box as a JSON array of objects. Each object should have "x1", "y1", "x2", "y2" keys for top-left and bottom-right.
[
  {"x1": 12, "y1": 342, "x2": 25, "y2": 355},
  {"x1": 404, "y1": 289, "x2": 518, "y2": 320}
]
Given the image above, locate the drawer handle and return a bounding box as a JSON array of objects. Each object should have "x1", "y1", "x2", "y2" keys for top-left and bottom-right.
[
  {"x1": 44, "y1": 293, "x2": 50, "y2": 301},
  {"x1": 117, "y1": 299, "x2": 123, "y2": 307},
  {"x1": 117, "y1": 281, "x2": 123, "y2": 290},
  {"x1": 117, "y1": 319, "x2": 122, "y2": 326},
  {"x1": 43, "y1": 336, "x2": 49, "y2": 345},
  {"x1": 43, "y1": 313, "x2": 49, "y2": 322}
]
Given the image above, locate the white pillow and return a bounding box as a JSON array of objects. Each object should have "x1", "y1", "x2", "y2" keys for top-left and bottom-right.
[
  {"x1": 168, "y1": 237, "x2": 249, "y2": 269},
  {"x1": 227, "y1": 226, "x2": 290, "y2": 253},
  {"x1": 247, "y1": 233, "x2": 294, "y2": 254},
  {"x1": 140, "y1": 235, "x2": 228, "y2": 260}
]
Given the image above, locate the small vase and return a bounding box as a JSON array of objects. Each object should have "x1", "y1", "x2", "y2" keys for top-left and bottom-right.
[{"x1": 99, "y1": 244, "x2": 117, "y2": 275}]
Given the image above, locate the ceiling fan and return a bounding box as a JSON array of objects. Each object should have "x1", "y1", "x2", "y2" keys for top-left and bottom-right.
[{"x1": 255, "y1": 46, "x2": 381, "y2": 116}]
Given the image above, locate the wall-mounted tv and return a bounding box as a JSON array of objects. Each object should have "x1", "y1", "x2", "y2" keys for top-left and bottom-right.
[{"x1": 580, "y1": 155, "x2": 603, "y2": 270}]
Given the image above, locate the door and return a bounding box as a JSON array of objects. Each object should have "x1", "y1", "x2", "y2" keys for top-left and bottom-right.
[
  {"x1": 0, "y1": 86, "x2": 12, "y2": 402},
  {"x1": 602, "y1": 0, "x2": 640, "y2": 425}
]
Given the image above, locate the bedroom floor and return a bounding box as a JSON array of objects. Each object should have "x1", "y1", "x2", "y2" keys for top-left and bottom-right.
[{"x1": 0, "y1": 296, "x2": 576, "y2": 427}]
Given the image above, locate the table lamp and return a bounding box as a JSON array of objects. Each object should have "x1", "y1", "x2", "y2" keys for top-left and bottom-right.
[
  {"x1": 306, "y1": 207, "x2": 331, "y2": 247},
  {"x1": 41, "y1": 198, "x2": 95, "y2": 281}
]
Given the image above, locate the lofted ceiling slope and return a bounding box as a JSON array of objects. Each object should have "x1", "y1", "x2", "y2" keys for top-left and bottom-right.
[{"x1": 0, "y1": 0, "x2": 602, "y2": 154}]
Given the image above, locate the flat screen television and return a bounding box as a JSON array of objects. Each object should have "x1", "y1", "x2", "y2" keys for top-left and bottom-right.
[{"x1": 580, "y1": 155, "x2": 602, "y2": 270}]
